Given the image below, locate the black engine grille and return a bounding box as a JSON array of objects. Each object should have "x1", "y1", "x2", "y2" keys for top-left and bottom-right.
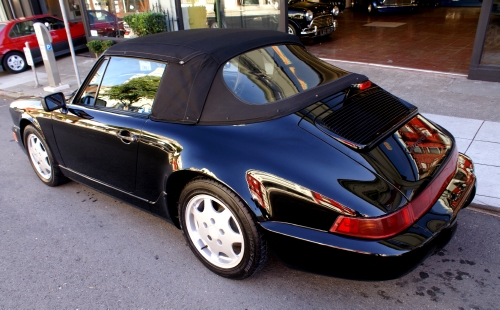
[{"x1": 316, "y1": 88, "x2": 415, "y2": 147}]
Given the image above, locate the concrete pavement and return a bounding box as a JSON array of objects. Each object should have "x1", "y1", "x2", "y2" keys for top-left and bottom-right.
[{"x1": 0, "y1": 54, "x2": 498, "y2": 212}]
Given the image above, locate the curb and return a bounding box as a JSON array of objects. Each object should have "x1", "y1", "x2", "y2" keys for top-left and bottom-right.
[{"x1": 468, "y1": 204, "x2": 500, "y2": 217}]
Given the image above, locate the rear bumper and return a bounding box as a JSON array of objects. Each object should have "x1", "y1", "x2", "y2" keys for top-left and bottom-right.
[
  {"x1": 260, "y1": 153, "x2": 476, "y2": 280},
  {"x1": 261, "y1": 218, "x2": 458, "y2": 280}
]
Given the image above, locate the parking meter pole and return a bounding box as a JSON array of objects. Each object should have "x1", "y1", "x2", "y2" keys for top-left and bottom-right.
[
  {"x1": 33, "y1": 22, "x2": 69, "y2": 92},
  {"x1": 23, "y1": 42, "x2": 40, "y2": 88},
  {"x1": 57, "y1": 0, "x2": 81, "y2": 86}
]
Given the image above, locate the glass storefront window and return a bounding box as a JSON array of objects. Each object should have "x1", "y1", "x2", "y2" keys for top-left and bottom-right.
[
  {"x1": 181, "y1": 0, "x2": 280, "y2": 31},
  {"x1": 84, "y1": 0, "x2": 177, "y2": 37},
  {"x1": 480, "y1": 1, "x2": 500, "y2": 65}
]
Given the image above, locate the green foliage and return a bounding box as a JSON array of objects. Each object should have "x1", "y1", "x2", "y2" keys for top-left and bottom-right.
[
  {"x1": 104, "y1": 75, "x2": 161, "y2": 107},
  {"x1": 86, "y1": 40, "x2": 114, "y2": 55},
  {"x1": 123, "y1": 12, "x2": 167, "y2": 37},
  {"x1": 102, "y1": 40, "x2": 114, "y2": 50}
]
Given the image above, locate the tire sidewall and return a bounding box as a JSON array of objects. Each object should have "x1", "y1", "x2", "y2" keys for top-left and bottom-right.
[{"x1": 179, "y1": 179, "x2": 258, "y2": 279}]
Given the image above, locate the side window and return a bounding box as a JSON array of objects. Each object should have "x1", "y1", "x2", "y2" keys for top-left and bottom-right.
[
  {"x1": 9, "y1": 21, "x2": 35, "y2": 38},
  {"x1": 36, "y1": 17, "x2": 65, "y2": 30},
  {"x1": 77, "y1": 58, "x2": 109, "y2": 106},
  {"x1": 95, "y1": 57, "x2": 166, "y2": 114}
]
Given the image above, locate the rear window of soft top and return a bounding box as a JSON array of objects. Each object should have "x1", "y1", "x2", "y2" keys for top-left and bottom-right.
[{"x1": 222, "y1": 44, "x2": 349, "y2": 104}]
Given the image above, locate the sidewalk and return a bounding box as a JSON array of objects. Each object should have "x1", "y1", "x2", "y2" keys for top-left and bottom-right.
[{"x1": 0, "y1": 54, "x2": 499, "y2": 213}]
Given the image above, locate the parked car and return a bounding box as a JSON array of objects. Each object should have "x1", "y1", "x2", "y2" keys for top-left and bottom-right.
[
  {"x1": 0, "y1": 15, "x2": 87, "y2": 73},
  {"x1": 309, "y1": 0, "x2": 346, "y2": 11},
  {"x1": 9, "y1": 29, "x2": 476, "y2": 280},
  {"x1": 288, "y1": 0, "x2": 339, "y2": 37},
  {"x1": 351, "y1": 0, "x2": 418, "y2": 13},
  {"x1": 87, "y1": 10, "x2": 130, "y2": 37}
]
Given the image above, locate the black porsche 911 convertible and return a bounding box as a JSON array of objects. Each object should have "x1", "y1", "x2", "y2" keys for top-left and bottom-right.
[{"x1": 9, "y1": 29, "x2": 476, "y2": 280}]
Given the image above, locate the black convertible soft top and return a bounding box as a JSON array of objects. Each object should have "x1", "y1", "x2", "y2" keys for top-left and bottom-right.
[{"x1": 105, "y1": 28, "x2": 366, "y2": 125}]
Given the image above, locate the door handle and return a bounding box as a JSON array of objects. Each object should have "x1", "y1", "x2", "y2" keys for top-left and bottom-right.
[{"x1": 116, "y1": 130, "x2": 137, "y2": 143}]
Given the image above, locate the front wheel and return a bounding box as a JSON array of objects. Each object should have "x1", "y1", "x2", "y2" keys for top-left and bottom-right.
[
  {"x1": 288, "y1": 24, "x2": 298, "y2": 36},
  {"x1": 179, "y1": 178, "x2": 269, "y2": 279},
  {"x1": 24, "y1": 125, "x2": 68, "y2": 187},
  {"x1": 3, "y1": 51, "x2": 28, "y2": 73}
]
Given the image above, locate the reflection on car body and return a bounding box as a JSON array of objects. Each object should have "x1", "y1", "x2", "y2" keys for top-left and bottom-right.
[{"x1": 9, "y1": 29, "x2": 476, "y2": 280}]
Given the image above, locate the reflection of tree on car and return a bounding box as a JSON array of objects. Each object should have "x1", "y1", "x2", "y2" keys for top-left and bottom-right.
[{"x1": 104, "y1": 75, "x2": 161, "y2": 112}]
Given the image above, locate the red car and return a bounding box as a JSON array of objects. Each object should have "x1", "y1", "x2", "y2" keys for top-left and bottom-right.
[
  {"x1": 88, "y1": 10, "x2": 130, "y2": 38},
  {"x1": 0, "y1": 15, "x2": 87, "y2": 74}
]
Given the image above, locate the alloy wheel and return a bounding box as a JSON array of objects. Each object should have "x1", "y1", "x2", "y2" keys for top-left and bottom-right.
[
  {"x1": 7, "y1": 54, "x2": 25, "y2": 72},
  {"x1": 184, "y1": 194, "x2": 244, "y2": 269},
  {"x1": 27, "y1": 133, "x2": 52, "y2": 180}
]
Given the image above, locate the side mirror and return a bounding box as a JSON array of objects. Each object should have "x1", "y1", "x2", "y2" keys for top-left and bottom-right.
[{"x1": 42, "y1": 92, "x2": 67, "y2": 112}]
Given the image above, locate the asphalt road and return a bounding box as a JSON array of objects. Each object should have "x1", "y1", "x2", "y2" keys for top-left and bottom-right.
[{"x1": 1, "y1": 98, "x2": 499, "y2": 309}]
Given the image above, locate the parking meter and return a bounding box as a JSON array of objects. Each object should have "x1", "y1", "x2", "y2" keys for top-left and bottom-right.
[
  {"x1": 23, "y1": 42, "x2": 40, "y2": 87},
  {"x1": 33, "y1": 22, "x2": 64, "y2": 88}
]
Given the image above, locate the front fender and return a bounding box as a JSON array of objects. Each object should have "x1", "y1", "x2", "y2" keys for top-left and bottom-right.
[{"x1": 9, "y1": 98, "x2": 64, "y2": 165}]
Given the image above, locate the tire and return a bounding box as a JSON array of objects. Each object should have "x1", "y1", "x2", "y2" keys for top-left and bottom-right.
[
  {"x1": 24, "y1": 125, "x2": 68, "y2": 187},
  {"x1": 179, "y1": 177, "x2": 269, "y2": 279},
  {"x1": 288, "y1": 24, "x2": 298, "y2": 36},
  {"x1": 3, "y1": 51, "x2": 28, "y2": 74},
  {"x1": 210, "y1": 22, "x2": 219, "y2": 28}
]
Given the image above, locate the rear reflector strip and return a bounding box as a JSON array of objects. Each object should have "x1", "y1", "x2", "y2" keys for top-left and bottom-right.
[{"x1": 330, "y1": 147, "x2": 459, "y2": 240}]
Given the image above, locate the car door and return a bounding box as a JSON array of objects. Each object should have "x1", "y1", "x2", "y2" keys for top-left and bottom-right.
[
  {"x1": 5, "y1": 20, "x2": 40, "y2": 57},
  {"x1": 33, "y1": 16, "x2": 68, "y2": 53},
  {"x1": 51, "y1": 56, "x2": 166, "y2": 192}
]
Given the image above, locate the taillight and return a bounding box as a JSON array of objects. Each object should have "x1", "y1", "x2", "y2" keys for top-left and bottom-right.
[
  {"x1": 247, "y1": 174, "x2": 266, "y2": 208},
  {"x1": 330, "y1": 148, "x2": 458, "y2": 240},
  {"x1": 353, "y1": 80, "x2": 372, "y2": 91}
]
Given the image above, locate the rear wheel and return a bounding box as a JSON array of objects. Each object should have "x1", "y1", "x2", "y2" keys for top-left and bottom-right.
[
  {"x1": 179, "y1": 178, "x2": 269, "y2": 279},
  {"x1": 3, "y1": 51, "x2": 28, "y2": 73},
  {"x1": 24, "y1": 125, "x2": 68, "y2": 187}
]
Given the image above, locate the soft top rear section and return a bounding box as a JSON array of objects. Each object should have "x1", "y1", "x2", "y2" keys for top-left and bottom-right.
[{"x1": 106, "y1": 29, "x2": 367, "y2": 125}]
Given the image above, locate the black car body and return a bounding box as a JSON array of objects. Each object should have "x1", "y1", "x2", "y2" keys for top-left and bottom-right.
[
  {"x1": 9, "y1": 29, "x2": 476, "y2": 280},
  {"x1": 288, "y1": 0, "x2": 338, "y2": 37},
  {"x1": 351, "y1": 0, "x2": 418, "y2": 13}
]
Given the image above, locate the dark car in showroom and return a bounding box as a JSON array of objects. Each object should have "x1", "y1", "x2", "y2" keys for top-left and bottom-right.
[
  {"x1": 351, "y1": 0, "x2": 418, "y2": 13},
  {"x1": 0, "y1": 15, "x2": 87, "y2": 73},
  {"x1": 9, "y1": 29, "x2": 476, "y2": 280},
  {"x1": 288, "y1": 0, "x2": 339, "y2": 37}
]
